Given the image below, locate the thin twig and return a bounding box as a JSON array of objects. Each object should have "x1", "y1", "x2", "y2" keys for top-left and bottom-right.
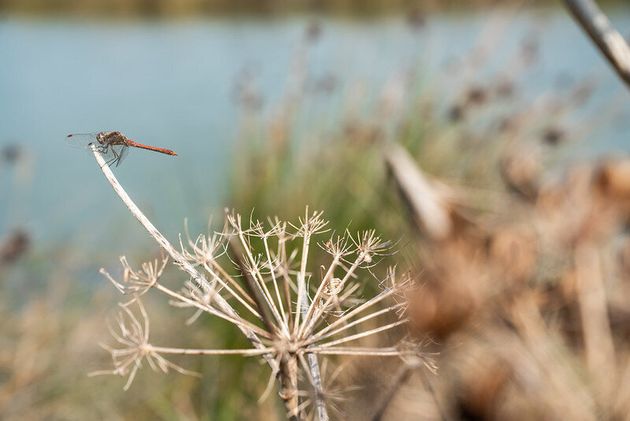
[
  {"x1": 371, "y1": 364, "x2": 414, "y2": 421},
  {"x1": 306, "y1": 347, "x2": 403, "y2": 356},
  {"x1": 564, "y1": 0, "x2": 630, "y2": 90},
  {"x1": 575, "y1": 244, "x2": 616, "y2": 402},
  {"x1": 148, "y1": 345, "x2": 274, "y2": 356}
]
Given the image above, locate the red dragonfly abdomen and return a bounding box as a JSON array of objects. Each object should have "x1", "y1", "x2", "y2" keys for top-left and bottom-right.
[{"x1": 126, "y1": 140, "x2": 177, "y2": 156}]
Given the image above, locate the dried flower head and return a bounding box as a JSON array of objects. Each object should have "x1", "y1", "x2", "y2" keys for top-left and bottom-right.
[
  {"x1": 90, "y1": 301, "x2": 199, "y2": 390},
  {"x1": 96, "y1": 209, "x2": 431, "y2": 419},
  {"x1": 100, "y1": 255, "x2": 168, "y2": 298}
]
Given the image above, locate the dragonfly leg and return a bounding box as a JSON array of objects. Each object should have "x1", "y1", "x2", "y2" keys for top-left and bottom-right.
[
  {"x1": 101, "y1": 156, "x2": 117, "y2": 168},
  {"x1": 100, "y1": 147, "x2": 119, "y2": 168},
  {"x1": 112, "y1": 148, "x2": 122, "y2": 167}
]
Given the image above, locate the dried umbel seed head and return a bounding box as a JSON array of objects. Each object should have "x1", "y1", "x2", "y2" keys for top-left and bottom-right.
[
  {"x1": 100, "y1": 255, "x2": 169, "y2": 298},
  {"x1": 96, "y1": 208, "x2": 419, "y2": 420}
]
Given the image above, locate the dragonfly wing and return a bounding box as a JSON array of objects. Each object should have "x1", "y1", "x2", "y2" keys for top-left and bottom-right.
[{"x1": 66, "y1": 133, "x2": 99, "y2": 150}]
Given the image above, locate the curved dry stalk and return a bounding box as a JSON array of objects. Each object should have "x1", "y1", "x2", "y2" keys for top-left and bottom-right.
[{"x1": 370, "y1": 364, "x2": 414, "y2": 421}]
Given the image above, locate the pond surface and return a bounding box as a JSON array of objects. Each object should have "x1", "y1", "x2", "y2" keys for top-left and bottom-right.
[{"x1": 0, "y1": 8, "x2": 629, "y2": 256}]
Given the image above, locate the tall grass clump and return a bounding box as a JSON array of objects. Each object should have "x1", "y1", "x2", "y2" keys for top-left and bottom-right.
[{"x1": 1, "y1": 0, "x2": 612, "y2": 18}]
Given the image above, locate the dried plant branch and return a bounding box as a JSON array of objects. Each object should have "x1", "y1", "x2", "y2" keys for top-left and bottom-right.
[
  {"x1": 90, "y1": 148, "x2": 278, "y2": 368},
  {"x1": 564, "y1": 0, "x2": 630, "y2": 90},
  {"x1": 575, "y1": 245, "x2": 616, "y2": 401},
  {"x1": 228, "y1": 235, "x2": 280, "y2": 335},
  {"x1": 385, "y1": 143, "x2": 453, "y2": 240},
  {"x1": 370, "y1": 364, "x2": 414, "y2": 421}
]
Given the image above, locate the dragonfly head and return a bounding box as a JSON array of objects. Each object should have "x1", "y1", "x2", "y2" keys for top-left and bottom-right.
[{"x1": 96, "y1": 132, "x2": 107, "y2": 145}]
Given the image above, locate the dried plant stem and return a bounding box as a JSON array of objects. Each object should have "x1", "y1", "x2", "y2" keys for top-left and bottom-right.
[
  {"x1": 575, "y1": 245, "x2": 616, "y2": 401},
  {"x1": 294, "y1": 208, "x2": 316, "y2": 334},
  {"x1": 301, "y1": 256, "x2": 364, "y2": 338},
  {"x1": 306, "y1": 354, "x2": 327, "y2": 421},
  {"x1": 314, "y1": 320, "x2": 408, "y2": 349},
  {"x1": 564, "y1": 0, "x2": 630, "y2": 90},
  {"x1": 89, "y1": 150, "x2": 278, "y2": 371},
  {"x1": 147, "y1": 345, "x2": 273, "y2": 356},
  {"x1": 228, "y1": 236, "x2": 279, "y2": 334},
  {"x1": 228, "y1": 236, "x2": 328, "y2": 420},
  {"x1": 293, "y1": 209, "x2": 328, "y2": 421},
  {"x1": 313, "y1": 303, "x2": 404, "y2": 344},
  {"x1": 300, "y1": 255, "x2": 341, "y2": 335},
  {"x1": 385, "y1": 143, "x2": 452, "y2": 240},
  {"x1": 280, "y1": 355, "x2": 300, "y2": 421},
  {"x1": 371, "y1": 364, "x2": 414, "y2": 421},
  {"x1": 308, "y1": 288, "x2": 399, "y2": 343},
  {"x1": 153, "y1": 282, "x2": 271, "y2": 338},
  {"x1": 307, "y1": 347, "x2": 402, "y2": 356}
]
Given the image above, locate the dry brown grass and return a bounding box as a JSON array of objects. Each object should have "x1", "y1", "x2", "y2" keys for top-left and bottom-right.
[{"x1": 371, "y1": 148, "x2": 630, "y2": 420}]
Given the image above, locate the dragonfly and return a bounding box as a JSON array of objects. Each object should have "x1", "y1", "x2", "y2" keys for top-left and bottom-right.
[{"x1": 67, "y1": 131, "x2": 177, "y2": 167}]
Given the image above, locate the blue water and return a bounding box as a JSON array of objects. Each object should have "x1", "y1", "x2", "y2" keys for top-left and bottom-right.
[{"x1": 0, "y1": 9, "x2": 629, "y2": 257}]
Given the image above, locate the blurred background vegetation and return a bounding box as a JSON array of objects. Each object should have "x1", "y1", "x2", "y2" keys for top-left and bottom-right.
[
  {"x1": 1, "y1": 0, "x2": 630, "y2": 419},
  {"x1": 0, "y1": 0, "x2": 626, "y2": 17}
]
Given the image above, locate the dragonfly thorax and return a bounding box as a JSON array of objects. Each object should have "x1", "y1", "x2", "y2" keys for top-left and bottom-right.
[{"x1": 97, "y1": 131, "x2": 126, "y2": 146}]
